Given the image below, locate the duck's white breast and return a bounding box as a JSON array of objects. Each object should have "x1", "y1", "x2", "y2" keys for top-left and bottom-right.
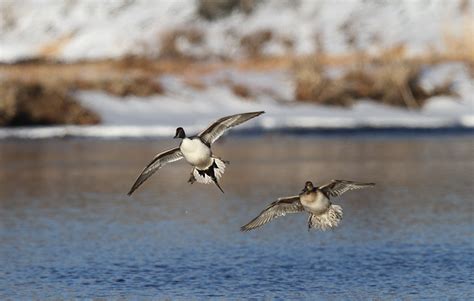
[
  {"x1": 180, "y1": 138, "x2": 212, "y2": 168},
  {"x1": 301, "y1": 191, "x2": 330, "y2": 214}
]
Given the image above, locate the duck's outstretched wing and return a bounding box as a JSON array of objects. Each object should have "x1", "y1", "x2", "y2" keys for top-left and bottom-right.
[
  {"x1": 319, "y1": 180, "x2": 375, "y2": 197},
  {"x1": 198, "y1": 111, "x2": 264, "y2": 146},
  {"x1": 241, "y1": 196, "x2": 304, "y2": 231},
  {"x1": 127, "y1": 148, "x2": 183, "y2": 196}
]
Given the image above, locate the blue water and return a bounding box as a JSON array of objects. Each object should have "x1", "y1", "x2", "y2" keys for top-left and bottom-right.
[{"x1": 0, "y1": 136, "x2": 473, "y2": 299}]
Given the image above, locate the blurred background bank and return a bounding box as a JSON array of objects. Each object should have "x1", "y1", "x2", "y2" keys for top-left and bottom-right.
[{"x1": 0, "y1": 0, "x2": 472, "y2": 137}]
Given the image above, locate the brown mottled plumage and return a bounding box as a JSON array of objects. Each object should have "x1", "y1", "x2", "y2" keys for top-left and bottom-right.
[{"x1": 241, "y1": 180, "x2": 375, "y2": 232}]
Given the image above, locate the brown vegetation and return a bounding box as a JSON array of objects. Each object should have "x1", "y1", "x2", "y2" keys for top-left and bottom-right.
[
  {"x1": 239, "y1": 30, "x2": 295, "y2": 58},
  {"x1": 0, "y1": 33, "x2": 472, "y2": 126},
  {"x1": 231, "y1": 83, "x2": 252, "y2": 98},
  {"x1": 240, "y1": 30, "x2": 273, "y2": 57},
  {"x1": 292, "y1": 40, "x2": 469, "y2": 108},
  {"x1": 293, "y1": 16, "x2": 474, "y2": 108},
  {"x1": 442, "y1": 18, "x2": 474, "y2": 65},
  {"x1": 38, "y1": 33, "x2": 75, "y2": 59},
  {"x1": 159, "y1": 28, "x2": 205, "y2": 59},
  {"x1": 0, "y1": 81, "x2": 100, "y2": 126},
  {"x1": 293, "y1": 55, "x2": 454, "y2": 108},
  {"x1": 0, "y1": 59, "x2": 165, "y2": 97},
  {"x1": 72, "y1": 77, "x2": 164, "y2": 97},
  {"x1": 198, "y1": 0, "x2": 259, "y2": 20}
]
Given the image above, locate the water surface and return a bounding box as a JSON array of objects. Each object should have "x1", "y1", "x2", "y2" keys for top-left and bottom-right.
[{"x1": 0, "y1": 135, "x2": 473, "y2": 299}]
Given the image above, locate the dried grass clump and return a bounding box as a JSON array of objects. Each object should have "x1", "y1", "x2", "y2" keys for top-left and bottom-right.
[
  {"x1": 240, "y1": 30, "x2": 273, "y2": 57},
  {"x1": 159, "y1": 28, "x2": 205, "y2": 59},
  {"x1": 72, "y1": 76, "x2": 163, "y2": 97},
  {"x1": 231, "y1": 83, "x2": 252, "y2": 98},
  {"x1": 442, "y1": 18, "x2": 474, "y2": 64},
  {"x1": 0, "y1": 80, "x2": 100, "y2": 126},
  {"x1": 0, "y1": 60, "x2": 166, "y2": 98},
  {"x1": 198, "y1": 0, "x2": 259, "y2": 20},
  {"x1": 294, "y1": 56, "x2": 454, "y2": 109},
  {"x1": 38, "y1": 33, "x2": 75, "y2": 59}
]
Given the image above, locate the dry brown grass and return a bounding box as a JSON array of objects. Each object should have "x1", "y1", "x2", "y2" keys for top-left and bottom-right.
[
  {"x1": 72, "y1": 77, "x2": 164, "y2": 97},
  {"x1": 0, "y1": 80, "x2": 100, "y2": 126},
  {"x1": 231, "y1": 83, "x2": 252, "y2": 98},
  {"x1": 0, "y1": 59, "x2": 165, "y2": 97},
  {"x1": 442, "y1": 18, "x2": 474, "y2": 64},
  {"x1": 293, "y1": 50, "x2": 455, "y2": 108},
  {"x1": 0, "y1": 55, "x2": 292, "y2": 97},
  {"x1": 240, "y1": 30, "x2": 273, "y2": 57},
  {"x1": 0, "y1": 35, "x2": 470, "y2": 112},
  {"x1": 159, "y1": 28, "x2": 205, "y2": 59},
  {"x1": 38, "y1": 33, "x2": 75, "y2": 59},
  {"x1": 292, "y1": 38, "x2": 470, "y2": 109}
]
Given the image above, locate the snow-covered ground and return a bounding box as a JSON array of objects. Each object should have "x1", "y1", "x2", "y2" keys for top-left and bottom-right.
[
  {"x1": 0, "y1": 63, "x2": 472, "y2": 139},
  {"x1": 0, "y1": 0, "x2": 471, "y2": 62}
]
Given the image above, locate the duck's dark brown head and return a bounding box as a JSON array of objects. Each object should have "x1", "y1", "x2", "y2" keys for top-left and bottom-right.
[
  {"x1": 302, "y1": 181, "x2": 314, "y2": 192},
  {"x1": 174, "y1": 127, "x2": 186, "y2": 139}
]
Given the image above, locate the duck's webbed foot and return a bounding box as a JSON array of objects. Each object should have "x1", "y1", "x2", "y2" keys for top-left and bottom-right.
[{"x1": 188, "y1": 173, "x2": 196, "y2": 184}]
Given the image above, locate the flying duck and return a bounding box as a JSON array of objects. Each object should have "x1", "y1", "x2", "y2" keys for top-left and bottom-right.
[
  {"x1": 241, "y1": 180, "x2": 375, "y2": 231},
  {"x1": 127, "y1": 111, "x2": 264, "y2": 195}
]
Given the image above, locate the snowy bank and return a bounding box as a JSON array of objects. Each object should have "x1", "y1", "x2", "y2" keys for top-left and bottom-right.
[
  {"x1": 0, "y1": 63, "x2": 472, "y2": 139},
  {"x1": 0, "y1": 0, "x2": 471, "y2": 62}
]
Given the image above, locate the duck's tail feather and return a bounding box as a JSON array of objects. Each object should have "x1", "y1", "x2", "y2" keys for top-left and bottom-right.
[
  {"x1": 213, "y1": 178, "x2": 225, "y2": 193},
  {"x1": 192, "y1": 158, "x2": 226, "y2": 192},
  {"x1": 308, "y1": 205, "x2": 343, "y2": 231}
]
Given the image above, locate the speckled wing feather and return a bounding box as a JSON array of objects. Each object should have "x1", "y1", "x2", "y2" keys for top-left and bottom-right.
[
  {"x1": 241, "y1": 196, "x2": 304, "y2": 231},
  {"x1": 128, "y1": 148, "x2": 183, "y2": 195},
  {"x1": 319, "y1": 180, "x2": 375, "y2": 197},
  {"x1": 198, "y1": 111, "x2": 264, "y2": 146}
]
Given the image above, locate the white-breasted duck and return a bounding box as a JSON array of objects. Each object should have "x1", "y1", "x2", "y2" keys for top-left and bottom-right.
[
  {"x1": 127, "y1": 111, "x2": 264, "y2": 195},
  {"x1": 241, "y1": 180, "x2": 375, "y2": 231}
]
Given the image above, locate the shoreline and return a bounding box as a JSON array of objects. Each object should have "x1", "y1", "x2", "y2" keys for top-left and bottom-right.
[{"x1": 1, "y1": 124, "x2": 472, "y2": 140}]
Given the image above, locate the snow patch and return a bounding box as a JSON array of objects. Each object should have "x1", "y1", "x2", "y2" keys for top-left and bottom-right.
[{"x1": 0, "y1": 0, "x2": 471, "y2": 62}]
